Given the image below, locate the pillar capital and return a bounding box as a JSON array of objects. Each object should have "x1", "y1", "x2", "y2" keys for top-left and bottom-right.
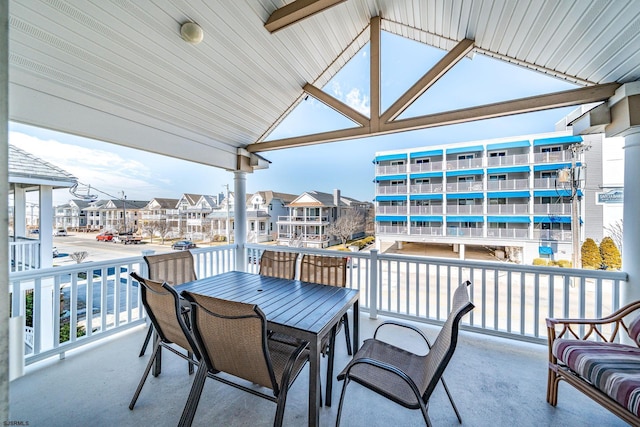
[{"x1": 606, "y1": 82, "x2": 640, "y2": 138}]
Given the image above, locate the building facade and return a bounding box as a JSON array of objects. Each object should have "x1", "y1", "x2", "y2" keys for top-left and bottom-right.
[{"x1": 374, "y1": 128, "x2": 624, "y2": 264}]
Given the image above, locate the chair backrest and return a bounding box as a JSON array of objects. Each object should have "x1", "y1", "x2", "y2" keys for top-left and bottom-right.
[
  {"x1": 421, "y1": 280, "x2": 474, "y2": 399},
  {"x1": 130, "y1": 272, "x2": 198, "y2": 355},
  {"x1": 259, "y1": 250, "x2": 297, "y2": 280},
  {"x1": 144, "y1": 251, "x2": 197, "y2": 286},
  {"x1": 182, "y1": 291, "x2": 279, "y2": 393},
  {"x1": 299, "y1": 254, "x2": 347, "y2": 287}
]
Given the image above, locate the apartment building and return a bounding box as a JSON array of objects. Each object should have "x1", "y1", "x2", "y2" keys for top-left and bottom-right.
[
  {"x1": 53, "y1": 199, "x2": 90, "y2": 230},
  {"x1": 374, "y1": 127, "x2": 624, "y2": 264}
]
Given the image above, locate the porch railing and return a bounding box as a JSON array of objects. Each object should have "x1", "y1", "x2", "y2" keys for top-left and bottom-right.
[{"x1": 10, "y1": 239, "x2": 41, "y2": 272}]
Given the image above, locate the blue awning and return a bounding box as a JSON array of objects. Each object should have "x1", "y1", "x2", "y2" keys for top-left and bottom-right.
[
  {"x1": 375, "y1": 195, "x2": 406, "y2": 201},
  {"x1": 375, "y1": 215, "x2": 407, "y2": 222},
  {"x1": 487, "y1": 216, "x2": 530, "y2": 223},
  {"x1": 534, "y1": 190, "x2": 583, "y2": 197},
  {"x1": 534, "y1": 216, "x2": 571, "y2": 223},
  {"x1": 539, "y1": 246, "x2": 554, "y2": 255},
  {"x1": 409, "y1": 149, "x2": 443, "y2": 158},
  {"x1": 375, "y1": 153, "x2": 407, "y2": 162},
  {"x1": 486, "y1": 140, "x2": 531, "y2": 150},
  {"x1": 533, "y1": 135, "x2": 583, "y2": 146},
  {"x1": 534, "y1": 163, "x2": 571, "y2": 171},
  {"x1": 486, "y1": 166, "x2": 530, "y2": 174},
  {"x1": 409, "y1": 194, "x2": 443, "y2": 200},
  {"x1": 447, "y1": 216, "x2": 483, "y2": 222},
  {"x1": 487, "y1": 191, "x2": 530, "y2": 198},
  {"x1": 375, "y1": 174, "x2": 406, "y2": 181},
  {"x1": 410, "y1": 172, "x2": 443, "y2": 179},
  {"x1": 447, "y1": 145, "x2": 484, "y2": 154},
  {"x1": 411, "y1": 216, "x2": 443, "y2": 222},
  {"x1": 446, "y1": 169, "x2": 484, "y2": 176},
  {"x1": 447, "y1": 193, "x2": 483, "y2": 199}
]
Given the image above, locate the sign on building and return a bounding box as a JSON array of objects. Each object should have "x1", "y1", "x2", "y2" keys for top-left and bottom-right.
[{"x1": 596, "y1": 189, "x2": 623, "y2": 204}]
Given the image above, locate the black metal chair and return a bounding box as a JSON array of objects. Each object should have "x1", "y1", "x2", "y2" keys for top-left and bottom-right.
[
  {"x1": 128, "y1": 272, "x2": 200, "y2": 410},
  {"x1": 178, "y1": 291, "x2": 309, "y2": 427},
  {"x1": 335, "y1": 280, "x2": 474, "y2": 427},
  {"x1": 258, "y1": 250, "x2": 298, "y2": 279}
]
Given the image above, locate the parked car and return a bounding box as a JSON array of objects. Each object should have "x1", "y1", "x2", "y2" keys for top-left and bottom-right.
[
  {"x1": 53, "y1": 228, "x2": 67, "y2": 236},
  {"x1": 172, "y1": 240, "x2": 196, "y2": 250},
  {"x1": 53, "y1": 247, "x2": 59, "y2": 257},
  {"x1": 96, "y1": 232, "x2": 114, "y2": 242}
]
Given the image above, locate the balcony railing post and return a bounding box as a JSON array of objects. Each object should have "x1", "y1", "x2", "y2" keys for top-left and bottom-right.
[{"x1": 369, "y1": 249, "x2": 378, "y2": 319}]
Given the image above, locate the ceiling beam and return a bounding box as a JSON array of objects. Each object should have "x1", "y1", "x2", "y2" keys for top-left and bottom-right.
[
  {"x1": 370, "y1": 16, "x2": 381, "y2": 132},
  {"x1": 248, "y1": 83, "x2": 620, "y2": 152},
  {"x1": 303, "y1": 83, "x2": 370, "y2": 126},
  {"x1": 380, "y1": 38, "x2": 475, "y2": 123},
  {"x1": 264, "y1": 0, "x2": 346, "y2": 33}
]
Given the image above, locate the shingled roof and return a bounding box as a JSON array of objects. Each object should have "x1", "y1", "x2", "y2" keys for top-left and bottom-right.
[{"x1": 9, "y1": 144, "x2": 77, "y2": 188}]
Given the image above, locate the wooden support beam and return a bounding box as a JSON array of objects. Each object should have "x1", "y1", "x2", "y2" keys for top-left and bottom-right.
[
  {"x1": 246, "y1": 126, "x2": 370, "y2": 152},
  {"x1": 264, "y1": 0, "x2": 346, "y2": 33},
  {"x1": 370, "y1": 16, "x2": 381, "y2": 132},
  {"x1": 303, "y1": 84, "x2": 370, "y2": 126},
  {"x1": 381, "y1": 38, "x2": 475, "y2": 123}
]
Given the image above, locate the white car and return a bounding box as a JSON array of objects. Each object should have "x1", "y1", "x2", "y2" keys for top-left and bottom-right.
[{"x1": 53, "y1": 229, "x2": 68, "y2": 236}]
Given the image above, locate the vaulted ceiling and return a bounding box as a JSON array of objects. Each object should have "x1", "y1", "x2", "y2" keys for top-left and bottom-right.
[{"x1": 8, "y1": 0, "x2": 640, "y2": 171}]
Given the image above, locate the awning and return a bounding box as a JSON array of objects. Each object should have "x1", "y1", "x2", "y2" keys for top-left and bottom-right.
[
  {"x1": 447, "y1": 216, "x2": 483, "y2": 222},
  {"x1": 410, "y1": 172, "x2": 443, "y2": 179},
  {"x1": 446, "y1": 169, "x2": 484, "y2": 176},
  {"x1": 487, "y1": 191, "x2": 530, "y2": 198},
  {"x1": 409, "y1": 194, "x2": 443, "y2": 200},
  {"x1": 533, "y1": 135, "x2": 583, "y2": 146},
  {"x1": 534, "y1": 163, "x2": 571, "y2": 171},
  {"x1": 487, "y1": 216, "x2": 530, "y2": 223},
  {"x1": 375, "y1": 215, "x2": 407, "y2": 222},
  {"x1": 376, "y1": 195, "x2": 406, "y2": 201},
  {"x1": 534, "y1": 190, "x2": 583, "y2": 197},
  {"x1": 375, "y1": 153, "x2": 407, "y2": 162},
  {"x1": 486, "y1": 140, "x2": 530, "y2": 150},
  {"x1": 447, "y1": 193, "x2": 483, "y2": 199},
  {"x1": 539, "y1": 246, "x2": 554, "y2": 255},
  {"x1": 409, "y1": 149, "x2": 443, "y2": 158},
  {"x1": 447, "y1": 145, "x2": 484, "y2": 154},
  {"x1": 534, "y1": 216, "x2": 571, "y2": 223},
  {"x1": 486, "y1": 166, "x2": 530, "y2": 174},
  {"x1": 375, "y1": 174, "x2": 406, "y2": 181},
  {"x1": 411, "y1": 216, "x2": 443, "y2": 222}
]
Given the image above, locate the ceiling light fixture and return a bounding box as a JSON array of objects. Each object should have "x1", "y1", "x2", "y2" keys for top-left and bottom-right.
[{"x1": 180, "y1": 22, "x2": 204, "y2": 44}]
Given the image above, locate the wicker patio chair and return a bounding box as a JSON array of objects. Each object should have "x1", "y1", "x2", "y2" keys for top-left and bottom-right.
[
  {"x1": 178, "y1": 291, "x2": 309, "y2": 427},
  {"x1": 139, "y1": 251, "x2": 197, "y2": 356},
  {"x1": 336, "y1": 280, "x2": 474, "y2": 427},
  {"x1": 259, "y1": 250, "x2": 298, "y2": 279},
  {"x1": 128, "y1": 272, "x2": 200, "y2": 410}
]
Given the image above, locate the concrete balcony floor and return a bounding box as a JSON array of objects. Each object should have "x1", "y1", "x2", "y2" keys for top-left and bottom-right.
[{"x1": 9, "y1": 313, "x2": 627, "y2": 427}]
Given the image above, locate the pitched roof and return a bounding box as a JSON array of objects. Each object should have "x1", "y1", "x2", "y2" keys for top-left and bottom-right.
[
  {"x1": 9, "y1": 144, "x2": 77, "y2": 188},
  {"x1": 147, "y1": 198, "x2": 179, "y2": 209}
]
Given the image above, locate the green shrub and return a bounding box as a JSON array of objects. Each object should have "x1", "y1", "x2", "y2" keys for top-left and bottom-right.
[
  {"x1": 60, "y1": 323, "x2": 86, "y2": 343},
  {"x1": 581, "y1": 238, "x2": 602, "y2": 269},
  {"x1": 600, "y1": 236, "x2": 622, "y2": 270},
  {"x1": 532, "y1": 258, "x2": 549, "y2": 266}
]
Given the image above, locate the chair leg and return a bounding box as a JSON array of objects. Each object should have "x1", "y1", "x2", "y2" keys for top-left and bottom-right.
[
  {"x1": 274, "y1": 382, "x2": 292, "y2": 427},
  {"x1": 342, "y1": 314, "x2": 352, "y2": 356},
  {"x1": 418, "y1": 401, "x2": 433, "y2": 427},
  {"x1": 335, "y1": 376, "x2": 351, "y2": 427},
  {"x1": 139, "y1": 324, "x2": 154, "y2": 357},
  {"x1": 188, "y1": 351, "x2": 195, "y2": 375},
  {"x1": 178, "y1": 366, "x2": 208, "y2": 427},
  {"x1": 439, "y1": 376, "x2": 462, "y2": 423},
  {"x1": 152, "y1": 331, "x2": 162, "y2": 377},
  {"x1": 129, "y1": 340, "x2": 162, "y2": 410},
  {"x1": 325, "y1": 325, "x2": 338, "y2": 406}
]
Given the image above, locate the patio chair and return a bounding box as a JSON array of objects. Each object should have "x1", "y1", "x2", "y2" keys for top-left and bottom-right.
[
  {"x1": 139, "y1": 251, "x2": 197, "y2": 357},
  {"x1": 178, "y1": 291, "x2": 309, "y2": 427},
  {"x1": 128, "y1": 272, "x2": 200, "y2": 410},
  {"x1": 335, "y1": 280, "x2": 474, "y2": 427},
  {"x1": 259, "y1": 250, "x2": 298, "y2": 279}
]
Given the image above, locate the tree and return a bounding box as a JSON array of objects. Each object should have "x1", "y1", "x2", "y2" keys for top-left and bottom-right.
[
  {"x1": 141, "y1": 222, "x2": 155, "y2": 243},
  {"x1": 600, "y1": 236, "x2": 622, "y2": 270},
  {"x1": 604, "y1": 220, "x2": 623, "y2": 253},
  {"x1": 70, "y1": 251, "x2": 88, "y2": 264},
  {"x1": 326, "y1": 210, "x2": 364, "y2": 248},
  {"x1": 153, "y1": 220, "x2": 171, "y2": 244},
  {"x1": 581, "y1": 238, "x2": 602, "y2": 269}
]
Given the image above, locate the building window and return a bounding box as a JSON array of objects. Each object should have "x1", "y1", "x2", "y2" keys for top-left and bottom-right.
[
  {"x1": 489, "y1": 174, "x2": 506, "y2": 181},
  {"x1": 415, "y1": 158, "x2": 430, "y2": 164},
  {"x1": 489, "y1": 198, "x2": 506, "y2": 205},
  {"x1": 458, "y1": 176, "x2": 475, "y2": 182},
  {"x1": 414, "y1": 178, "x2": 430, "y2": 184},
  {"x1": 541, "y1": 171, "x2": 557, "y2": 178},
  {"x1": 489, "y1": 151, "x2": 506, "y2": 157},
  {"x1": 390, "y1": 180, "x2": 405, "y2": 186},
  {"x1": 458, "y1": 199, "x2": 475, "y2": 205},
  {"x1": 541, "y1": 146, "x2": 562, "y2": 153}
]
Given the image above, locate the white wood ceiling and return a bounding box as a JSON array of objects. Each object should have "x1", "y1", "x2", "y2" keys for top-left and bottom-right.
[{"x1": 8, "y1": 0, "x2": 640, "y2": 170}]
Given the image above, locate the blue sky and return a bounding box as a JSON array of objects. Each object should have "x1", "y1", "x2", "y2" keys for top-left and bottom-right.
[{"x1": 10, "y1": 31, "x2": 579, "y2": 205}]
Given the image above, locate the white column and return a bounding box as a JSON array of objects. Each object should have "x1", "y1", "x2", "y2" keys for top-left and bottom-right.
[
  {"x1": 39, "y1": 186, "x2": 54, "y2": 269},
  {"x1": 234, "y1": 171, "x2": 247, "y2": 272},
  {"x1": 1, "y1": 0, "x2": 10, "y2": 416},
  {"x1": 622, "y1": 131, "x2": 640, "y2": 305},
  {"x1": 13, "y1": 186, "x2": 26, "y2": 237}
]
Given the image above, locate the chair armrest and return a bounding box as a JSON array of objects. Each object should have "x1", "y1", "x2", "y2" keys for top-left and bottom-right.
[{"x1": 373, "y1": 320, "x2": 433, "y2": 350}]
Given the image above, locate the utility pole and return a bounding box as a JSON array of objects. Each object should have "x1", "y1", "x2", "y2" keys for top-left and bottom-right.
[
  {"x1": 120, "y1": 191, "x2": 127, "y2": 234},
  {"x1": 224, "y1": 184, "x2": 231, "y2": 243},
  {"x1": 558, "y1": 143, "x2": 588, "y2": 268}
]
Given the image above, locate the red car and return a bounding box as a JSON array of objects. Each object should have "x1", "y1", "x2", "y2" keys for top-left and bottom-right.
[{"x1": 96, "y1": 232, "x2": 114, "y2": 242}]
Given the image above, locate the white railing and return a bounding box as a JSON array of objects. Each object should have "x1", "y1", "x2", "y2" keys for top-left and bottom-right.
[
  {"x1": 446, "y1": 158, "x2": 483, "y2": 169},
  {"x1": 277, "y1": 215, "x2": 329, "y2": 223},
  {"x1": 534, "y1": 151, "x2": 571, "y2": 162},
  {"x1": 10, "y1": 245, "x2": 236, "y2": 365},
  {"x1": 486, "y1": 179, "x2": 529, "y2": 190},
  {"x1": 410, "y1": 205, "x2": 443, "y2": 215},
  {"x1": 487, "y1": 204, "x2": 529, "y2": 214},
  {"x1": 533, "y1": 229, "x2": 573, "y2": 241},
  {"x1": 409, "y1": 183, "x2": 443, "y2": 193},
  {"x1": 409, "y1": 161, "x2": 443, "y2": 172},
  {"x1": 376, "y1": 185, "x2": 407, "y2": 195},
  {"x1": 376, "y1": 164, "x2": 407, "y2": 175},
  {"x1": 446, "y1": 205, "x2": 483, "y2": 214},
  {"x1": 534, "y1": 177, "x2": 557, "y2": 188},
  {"x1": 447, "y1": 227, "x2": 483, "y2": 237},
  {"x1": 486, "y1": 228, "x2": 529, "y2": 239},
  {"x1": 377, "y1": 205, "x2": 408, "y2": 215},
  {"x1": 245, "y1": 244, "x2": 628, "y2": 344},
  {"x1": 10, "y1": 240, "x2": 41, "y2": 272},
  {"x1": 377, "y1": 225, "x2": 407, "y2": 234},
  {"x1": 446, "y1": 181, "x2": 484, "y2": 192},
  {"x1": 409, "y1": 226, "x2": 443, "y2": 236},
  {"x1": 533, "y1": 203, "x2": 572, "y2": 214},
  {"x1": 486, "y1": 153, "x2": 529, "y2": 166}
]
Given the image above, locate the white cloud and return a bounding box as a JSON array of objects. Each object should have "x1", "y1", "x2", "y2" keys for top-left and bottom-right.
[
  {"x1": 330, "y1": 81, "x2": 343, "y2": 98},
  {"x1": 345, "y1": 88, "x2": 369, "y2": 115}
]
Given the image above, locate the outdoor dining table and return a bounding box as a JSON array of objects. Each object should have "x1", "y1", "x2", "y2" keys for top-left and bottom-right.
[{"x1": 174, "y1": 270, "x2": 360, "y2": 427}]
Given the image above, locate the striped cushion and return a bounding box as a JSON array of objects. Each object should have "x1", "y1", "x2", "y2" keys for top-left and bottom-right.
[
  {"x1": 553, "y1": 339, "x2": 640, "y2": 416},
  {"x1": 629, "y1": 315, "x2": 640, "y2": 345}
]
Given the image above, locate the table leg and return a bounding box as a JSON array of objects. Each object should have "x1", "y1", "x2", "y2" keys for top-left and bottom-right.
[
  {"x1": 325, "y1": 324, "x2": 337, "y2": 407},
  {"x1": 353, "y1": 300, "x2": 359, "y2": 352},
  {"x1": 308, "y1": 336, "x2": 321, "y2": 427}
]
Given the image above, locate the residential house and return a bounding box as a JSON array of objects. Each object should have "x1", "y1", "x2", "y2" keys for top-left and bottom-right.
[
  {"x1": 176, "y1": 193, "x2": 221, "y2": 239},
  {"x1": 53, "y1": 199, "x2": 90, "y2": 230},
  {"x1": 139, "y1": 198, "x2": 179, "y2": 238}
]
